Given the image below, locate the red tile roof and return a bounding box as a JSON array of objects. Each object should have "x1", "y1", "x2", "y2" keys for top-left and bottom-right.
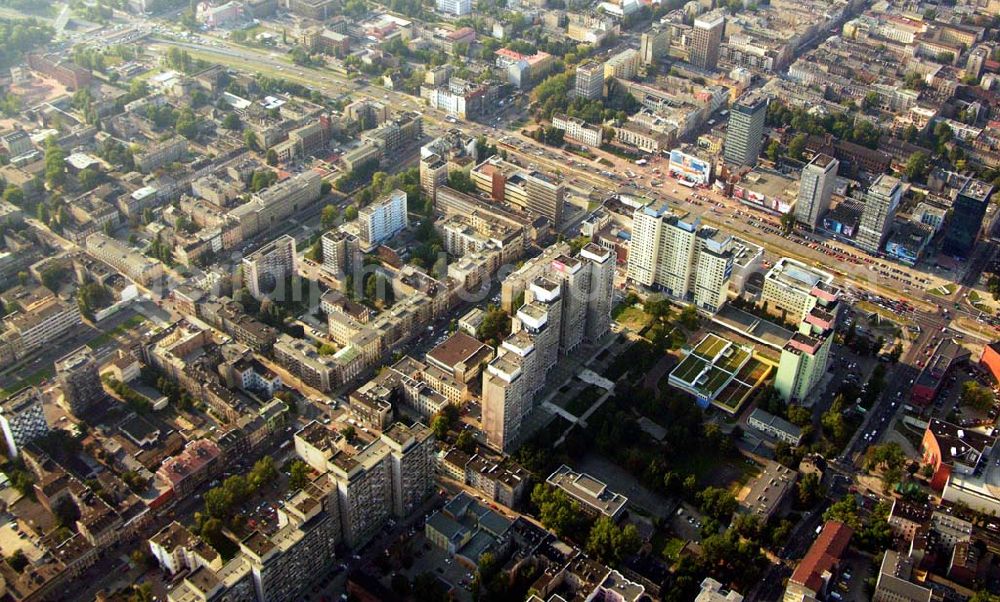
[{"x1": 790, "y1": 520, "x2": 853, "y2": 594}]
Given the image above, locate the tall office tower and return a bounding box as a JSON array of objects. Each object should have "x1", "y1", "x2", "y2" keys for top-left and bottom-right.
[
  {"x1": 775, "y1": 283, "x2": 841, "y2": 402},
  {"x1": 320, "y1": 230, "x2": 360, "y2": 279},
  {"x1": 691, "y1": 12, "x2": 725, "y2": 71},
  {"x1": 640, "y1": 27, "x2": 671, "y2": 66},
  {"x1": 243, "y1": 234, "x2": 297, "y2": 300},
  {"x1": 0, "y1": 387, "x2": 49, "y2": 458},
  {"x1": 55, "y1": 346, "x2": 105, "y2": 416},
  {"x1": 724, "y1": 94, "x2": 767, "y2": 167},
  {"x1": 359, "y1": 188, "x2": 409, "y2": 251},
  {"x1": 795, "y1": 154, "x2": 839, "y2": 229},
  {"x1": 420, "y1": 152, "x2": 449, "y2": 204},
  {"x1": 856, "y1": 174, "x2": 902, "y2": 254},
  {"x1": 575, "y1": 61, "x2": 605, "y2": 101},
  {"x1": 580, "y1": 243, "x2": 614, "y2": 341},
  {"x1": 942, "y1": 178, "x2": 993, "y2": 258},
  {"x1": 523, "y1": 172, "x2": 564, "y2": 227},
  {"x1": 381, "y1": 422, "x2": 435, "y2": 518},
  {"x1": 626, "y1": 205, "x2": 734, "y2": 312}
]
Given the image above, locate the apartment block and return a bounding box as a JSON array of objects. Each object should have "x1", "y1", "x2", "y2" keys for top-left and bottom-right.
[
  {"x1": 294, "y1": 420, "x2": 435, "y2": 548},
  {"x1": 85, "y1": 233, "x2": 164, "y2": 286},
  {"x1": 0, "y1": 387, "x2": 49, "y2": 458},
  {"x1": 626, "y1": 204, "x2": 734, "y2": 313},
  {"x1": 604, "y1": 48, "x2": 641, "y2": 81},
  {"x1": 856, "y1": 174, "x2": 902, "y2": 254},
  {"x1": 774, "y1": 268, "x2": 840, "y2": 403},
  {"x1": 420, "y1": 153, "x2": 449, "y2": 202},
  {"x1": 0, "y1": 292, "x2": 82, "y2": 360},
  {"x1": 551, "y1": 114, "x2": 603, "y2": 148},
  {"x1": 575, "y1": 61, "x2": 605, "y2": 101},
  {"x1": 436, "y1": 0, "x2": 471, "y2": 15},
  {"x1": 358, "y1": 189, "x2": 408, "y2": 252},
  {"x1": 761, "y1": 257, "x2": 835, "y2": 323},
  {"x1": 483, "y1": 245, "x2": 615, "y2": 451},
  {"x1": 795, "y1": 154, "x2": 839, "y2": 229},
  {"x1": 135, "y1": 136, "x2": 188, "y2": 173},
  {"x1": 55, "y1": 346, "x2": 105, "y2": 417},
  {"x1": 243, "y1": 235, "x2": 296, "y2": 301},
  {"x1": 320, "y1": 230, "x2": 361, "y2": 280}
]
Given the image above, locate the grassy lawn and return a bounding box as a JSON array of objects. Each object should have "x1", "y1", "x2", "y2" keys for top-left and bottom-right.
[
  {"x1": 673, "y1": 452, "x2": 760, "y2": 490},
  {"x1": 661, "y1": 537, "x2": 685, "y2": 561},
  {"x1": 969, "y1": 290, "x2": 992, "y2": 312},
  {"x1": 87, "y1": 315, "x2": 148, "y2": 350},
  {"x1": 613, "y1": 305, "x2": 652, "y2": 331},
  {"x1": 928, "y1": 283, "x2": 958, "y2": 297},
  {"x1": 0, "y1": 366, "x2": 54, "y2": 398}
]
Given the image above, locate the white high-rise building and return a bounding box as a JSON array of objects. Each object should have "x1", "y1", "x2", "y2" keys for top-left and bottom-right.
[
  {"x1": 436, "y1": 0, "x2": 471, "y2": 15},
  {"x1": 724, "y1": 94, "x2": 767, "y2": 167},
  {"x1": 358, "y1": 189, "x2": 408, "y2": 252},
  {"x1": 243, "y1": 234, "x2": 297, "y2": 301},
  {"x1": 0, "y1": 387, "x2": 49, "y2": 458},
  {"x1": 795, "y1": 154, "x2": 839, "y2": 229},
  {"x1": 626, "y1": 205, "x2": 734, "y2": 313},
  {"x1": 482, "y1": 244, "x2": 616, "y2": 452}
]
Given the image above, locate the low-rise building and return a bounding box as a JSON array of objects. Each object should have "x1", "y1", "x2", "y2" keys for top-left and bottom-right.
[{"x1": 546, "y1": 464, "x2": 627, "y2": 521}]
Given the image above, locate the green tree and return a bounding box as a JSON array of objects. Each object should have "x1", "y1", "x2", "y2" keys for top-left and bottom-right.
[
  {"x1": 289, "y1": 460, "x2": 310, "y2": 490},
  {"x1": 455, "y1": 429, "x2": 475, "y2": 453},
  {"x1": 3, "y1": 186, "x2": 23, "y2": 206},
  {"x1": 961, "y1": 381, "x2": 994, "y2": 412},
  {"x1": 345, "y1": 205, "x2": 359, "y2": 221},
  {"x1": 321, "y1": 204, "x2": 340, "y2": 229},
  {"x1": 531, "y1": 483, "x2": 587, "y2": 537},
  {"x1": 44, "y1": 137, "x2": 65, "y2": 189},
  {"x1": 586, "y1": 516, "x2": 640, "y2": 564},
  {"x1": 244, "y1": 129, "x2": 259, "y2": 152},
  {"x1": 266, "y1": 148, "x2": 278, "y2": 166},
  {"x1": 175, "y1": 107, "x2": 198, "y2": 139},
  {"x1": 904, "y1": 151, "x2": 929, "y2": 182},
  {"x1": 222, "y1": 113, "x2": 241, "y2": 130},
  {"x1": 765, "y1": 140, "x2": 781, "y2": 162}
]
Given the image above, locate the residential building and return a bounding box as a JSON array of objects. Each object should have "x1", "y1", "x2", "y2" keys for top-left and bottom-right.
[
  {"x1": 424, "y1": 492, "x2": 512, "y2": 566},
  {"x1": 740, "y1": 460, "x2": 795, "y2": 521},
  {"x1": 436, "y1": 0, "x2": 471, "y2": 15},
  {"x1": 551, "y1": 114, "x2": 603, "y2": 148},
  {"x1": 857, "y1": 174, "x2": 903, "y2": 254},
  {"x1": 775, "y1": 281, "x2": 840, "y2": 403},
  {"x1": 426, "y1": 332, "x2": 494, "y2": 384},
  {"x1": 55, "y1": 346, "x2": 105, "y2": 417},
  {"x1": 575, "y1": 61, "x2": 605, "y2": 101},
  {"x1": 921, "y1": 418, "x2": 995, "y2": 491},
  {"x1": 942, "y1": 178, "x2": 992, "y2": 258},
  {"x1": 358, "y1": 189, "x2": 408, "y2": 252},
  {"x1": 0, "y1": 387, "x2": 49, "y2": 458},
  {"x1": 697, "y1": 578, "x2": 744, "y2": 602},
  {"x1": 546, "y1": 464, "x2": 628, "y2": 520},
  {"x1": 382, "y1": 423, "x2": 435, "y2": 518},
  {"x1": 420, "y1": 153, "x2": 449, "y2": 202},
  {"x1": 724, "y1": 94, "x2": 767, "y2": 167},
  {"x1": 873, "y1": 550, "x2": 933, "y2": 602},
  {"x1": 85, "y1": 233, "x2": 164, "y2": 286},
  {"x1": 604, "y1": 49, "x2": 641, "y2": 81},
  {"x1": 640, "y1": 27, "x2": 670, "y2": 66},
  {"x1": 761, "y1": 257, "x2": 835, "y2": 322},
  {"x1": 156, "y1": 438, "x2": 222, "y2": 497},
  {"x1": 320, "y1": 230, "x2": 361, "y2": 280},
  {"x1": 626, "y1": 204, "x2": 734, "y2": 312},
  {"x1": 1, "y1": 293, "x2": 82, "y2": 360},
  {"x1": 243, "y1": 235, "x2": 296, "y2": 301},
  {"x1": 795, "y1": 154, "x2": 839, "y2": 229},
  {"x1": 783, "y1": 521, "x2": 853, "y2": 602},
  {"x1": 691, "y1": 13, "x2": 725, "y2": 71},
  {"x1": 134, "y1": 136, "x2": 188, "y2": 173},
  {"x1": 747, "y1": 407, "x2": 803, "y2": 445},
  {"x1": 481, "y1": 242, "x2": 614, "y2": 451}
]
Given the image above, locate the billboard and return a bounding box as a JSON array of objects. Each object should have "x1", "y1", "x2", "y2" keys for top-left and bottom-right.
[
  {"x1": 732, "y1": 185, "x2": 792, "y2": 214},
  {"x1": 668, "y1": 150, "x2": 711, "y2": 185}
]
